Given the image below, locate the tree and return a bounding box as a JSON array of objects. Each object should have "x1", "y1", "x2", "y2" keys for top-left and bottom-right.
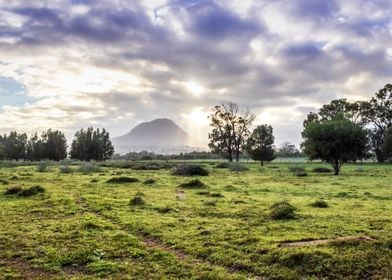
[
  {"x1": 381, "y1": 127, "x2": 392, "y2": 162},
  {"x1": 362, "y1": 84, "x2": 392, "y2": 162},
  {"x1": 70, "y1": 127, "x2": 114, "y2": 161},
  {"x1": 276, "y1": 142, "x2": 301, "y2": 158},
  {"x1": 302, "y1": 119, "x2": 368, "y2": 175},
  {"x1": 43, "y1": 129, "x2": 67, "y2": 161},
  {"x1": 245, "y1": 125, "x2": 276, "y2": 165},
  {"x1": 208, "y1": 102, "x2": 255, "y2": 162},
  {"x1": 303, "y1": 99, "x2": 368, "y2": 128},
  {"x1": 1, "y1": 131, "x2": 27, "y2": 160}
]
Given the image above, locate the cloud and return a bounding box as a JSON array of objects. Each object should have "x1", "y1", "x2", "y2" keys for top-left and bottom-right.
[{"x1": 0, "y1": 0, "x2": 391, "y2": 147}]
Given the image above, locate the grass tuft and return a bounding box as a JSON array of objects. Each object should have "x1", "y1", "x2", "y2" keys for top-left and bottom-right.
[
  {"x1": 269, "y1": 200, "x2": 296, "y2": 220},
  {"x1": 172, "y1": 165, "x2": 209, "y2": 176},
  {"x1": 107, "y1": 177, "x2": 139, "y2": 184},
  {"x1": 179, "y1": 179, "x2": 206, "y2": 188},
  {"x1": 18, "y1": 185, "x2": 46, "y2": 197},
  {"x1": 310, "y1": 199, "x2": 329, "y2": 208}
]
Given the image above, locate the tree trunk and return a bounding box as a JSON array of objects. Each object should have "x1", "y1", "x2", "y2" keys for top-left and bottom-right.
[
  {"x1": 228, "y1": 153, "x2": 233, "y2": 162},
  {"x1": 375, "y1": 148, "x2": 385, "y2": 163},
  {"x1": 260, "y1": 160, "x2": 264, "y2": 166},
  {"x1": 333, "y1": 160, "x2": 339, "y2": 175}
]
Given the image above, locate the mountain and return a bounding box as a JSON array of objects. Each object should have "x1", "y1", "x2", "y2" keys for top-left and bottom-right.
[{"x1": 112, "y1": 118, "x2": 202, "y2": 154}]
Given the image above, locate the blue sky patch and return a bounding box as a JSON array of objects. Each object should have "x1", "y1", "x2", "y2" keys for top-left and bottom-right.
[{"x1": 0, "y1": 76, "x2": 33, "y2": 111}]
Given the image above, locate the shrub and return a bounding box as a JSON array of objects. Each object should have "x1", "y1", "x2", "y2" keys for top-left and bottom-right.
[
  {"x1": 179, "y1": 179, "x2": 206, "y2": 188},
  {"x1": 78, "y1": 163, "x2": 101, "y2": 173},
  {"x1": 36, "y1": 162, "x2": 48, "y2": 172},
  {"x1": 269, "y1": 200, "x2": 296, "y2": 220},
  {"x1": 18, "y1": 185, "x2": 46, "y2": 197},
  {"x1": 310, "y1": 199, "x2": 329, "y2": 208},
  {"x1": 210, "y1": 192, "x2": 224, "y2": 198},
  {"x1": 203, "y1": 200, "x2": 216, "y2": 206},
  {"x1": 295, "y1": 170, "x2": 307, "y2": 177},
  {"x1": 106, "y1": 177, "x2": 139, "y2": 184},
  {"x1": 132, "y1": 163, "x2": 161, "y2": 170},
  {"x1": 224, "y1": 185, "x2": 237, "y2": 191},
  {"x1": 228, "y1": 164, "x2": 249, "y2": 172},
  {"x1": 129, "y1": 194, "x2": 145, "y2": 206},
  {"x1": 215, "y1": 162, "x2": 231, "y2": 168},
  {"x1": 196, "y1": 191, "x2": 210, "y2": 195},
  {"x1": 4, "y1": 186, "x2": 22, "y2": 195},
  {"x1": 288, "y1": 166, "x2": 305, "y2": 173},
  {"x1": 59, "y1": 165, "x2": 73, "y2": 174},
  {"x1": 312, "y1": 167, "x2": 332, "y2": 173},
  {"x1": 0, "y1": 179, "x2": 9, "y2": 185},
  {"x1": 143, "y1": 179, "x2": 156, "y2": 185},
  {"x1": 172, "y1": 165, "x2": 209, "y2": 176}
]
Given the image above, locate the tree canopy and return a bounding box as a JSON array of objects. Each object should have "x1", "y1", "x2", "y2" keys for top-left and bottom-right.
[
  {"x1": 302, "y1": 119, "x2": 368, "y2": 175},
  {"x1": 208, "y1": 102, "x2": 255, "y2": 162},
  {"x1": 70, "y1": 127, "x2": 114, "y2": 161},
  {"x1": 245, "y1": 125, "x2": 276, "y2": 165}
]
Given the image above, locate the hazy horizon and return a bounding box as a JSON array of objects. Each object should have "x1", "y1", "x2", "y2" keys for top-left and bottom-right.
[{"x1": 0, "y1": 0, "x2": 391, "y2": 148}]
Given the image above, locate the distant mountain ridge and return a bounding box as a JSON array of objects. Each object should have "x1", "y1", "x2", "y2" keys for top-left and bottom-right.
[{"x1": 112, "y1": 118, "x2": 202, "y2": 154}]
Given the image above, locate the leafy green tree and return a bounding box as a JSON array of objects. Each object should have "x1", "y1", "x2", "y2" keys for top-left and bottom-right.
[
  {"x1": 208, "y1": 102, "x2": 255, "y2": 162},
  {"x1": 0, "y1": 140, "x2": 5, "y2": 160},
  {"x1": 381, "y1": 127, "x2": 392, "y2": 162},
  {"x1": 276, "y1": 142, "x2": 301, "y2": 158},
  {"x1": 70, "y1": 127, "x2": 114, "y2": 161},
  {"x1": 362, "y1": 84, "x2": 391, "y2": 162},
  {"x1": 302, "y1": 119, "x2": 368, "y2": 175},
  {"x1": 1, "y1": 131, "x2": 27, "y2": 160},
  {"x1": 303, "y1": 99, "x2": 368, "y2": 128},
  {"x1": 245, "y1": 125, "x2": 276, "y2": 166},
  {"x1": 43, "y1": 129, "x2": 67, "y2": 161}
]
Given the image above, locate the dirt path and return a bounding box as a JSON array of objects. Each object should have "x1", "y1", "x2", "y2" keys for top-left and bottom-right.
[
  {"x1": 74, "y1": 195, "x2": 264, "y2": 279},
  {"x1": 2, "y1": 259, "x2": 54, "y2": 279},
  {"x1": 279, "y1": 236, "x2": 375, "y2": 247}
]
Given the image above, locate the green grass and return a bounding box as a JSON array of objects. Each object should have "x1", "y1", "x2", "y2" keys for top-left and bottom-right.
[{"x1": 0, "y1": 162, "x2": 391, "y2": 279}]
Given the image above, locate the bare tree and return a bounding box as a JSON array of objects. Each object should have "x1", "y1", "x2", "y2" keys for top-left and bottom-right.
[{"x1": 208, "y1": 102, "x2": 255, "y2": 162}]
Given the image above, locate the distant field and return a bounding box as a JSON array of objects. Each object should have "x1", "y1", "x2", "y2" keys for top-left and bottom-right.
[{"x1": 0, "y1": 162, "x2": 391, "y2": 279}]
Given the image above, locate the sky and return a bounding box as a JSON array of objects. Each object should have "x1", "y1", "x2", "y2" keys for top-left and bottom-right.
[{"x1": 0, "y1": 0, "x2": 391, "y2": 148}]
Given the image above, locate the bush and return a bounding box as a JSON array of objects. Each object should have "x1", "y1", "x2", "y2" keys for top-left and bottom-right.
[
  {"x1": 129, "y1": 194, "x2": 145, "y2": 206},
  {"x1": 78, "y1": 163, "x2": 101, "y2": 173},
  {"x1": 4, "y1": 186, "x2": 22, "y2": 195},
  {"x1": 172, "y1": 165, "x2": 209, "y2": 176},
  {"x1": 288, "y1": 166, "x2": 305, "y2": 173},
  {"x1": 107, "y1": 177, "x2": 139, "y2": 184},
  {"x1": 203, "y1": 200, "x2": 217, "y2": 206},
  {"x1": 179, "y1": 179, "x2": 206, "y2": 188},
  {"x1": 295, "y1": 170, "x2": 307, "y2": 177},
  {"x1": 228, "y1": 164, "x2": 249, "y2": 172},
  {"x1": 0, "y1": 179, "x2": 9, "y2": 185},
  {"x1": 210, "y1": 192, "x2": 224, "y2": 198},
  {"x1": 215, "y1": 162, "x2": 231, "y2": 168},
  {"x1": 310, "y1": 199, "x2": 329, "y2": 208},
  {"x1": 269, "y1": 200, "x2": 296, "y2": 220},
  {"x1": 36, "y1": 162, "x2": 48, "y2": 172},
  {"x1": 312, "y1": 167, "x2": 332, "y2": 173},
  {"x1": 59, "y1": 165, "x2": 73, "y2": 174},
  {"x1": 224, "y1": 185, "x2": 237, "y2": 191},
  {"x1": 143, "y1": 179, "x2": 156, "y2": 185},
  {"x1": 18, "y1": 185, "x2": 46, "y2": 197}
]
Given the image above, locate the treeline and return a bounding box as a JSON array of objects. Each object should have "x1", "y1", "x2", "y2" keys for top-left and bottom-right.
[
  {"x1": 208, "y1": 83, "x2": 391, "y2": 170},
  {"x1": 113, "y1": 151, "x2": 222, "y2": 161},
  {"x1": 303, "y1": 83, "x2": 391, "y2": 163},
  {"x1": 0, "y1": 127, "x2": 114, "y2": 161}
]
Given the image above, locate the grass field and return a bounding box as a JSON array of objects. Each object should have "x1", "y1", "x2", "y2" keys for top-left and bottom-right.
[{"x1": 0, "y1": 162, "x2": 391, "y2": 279}]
